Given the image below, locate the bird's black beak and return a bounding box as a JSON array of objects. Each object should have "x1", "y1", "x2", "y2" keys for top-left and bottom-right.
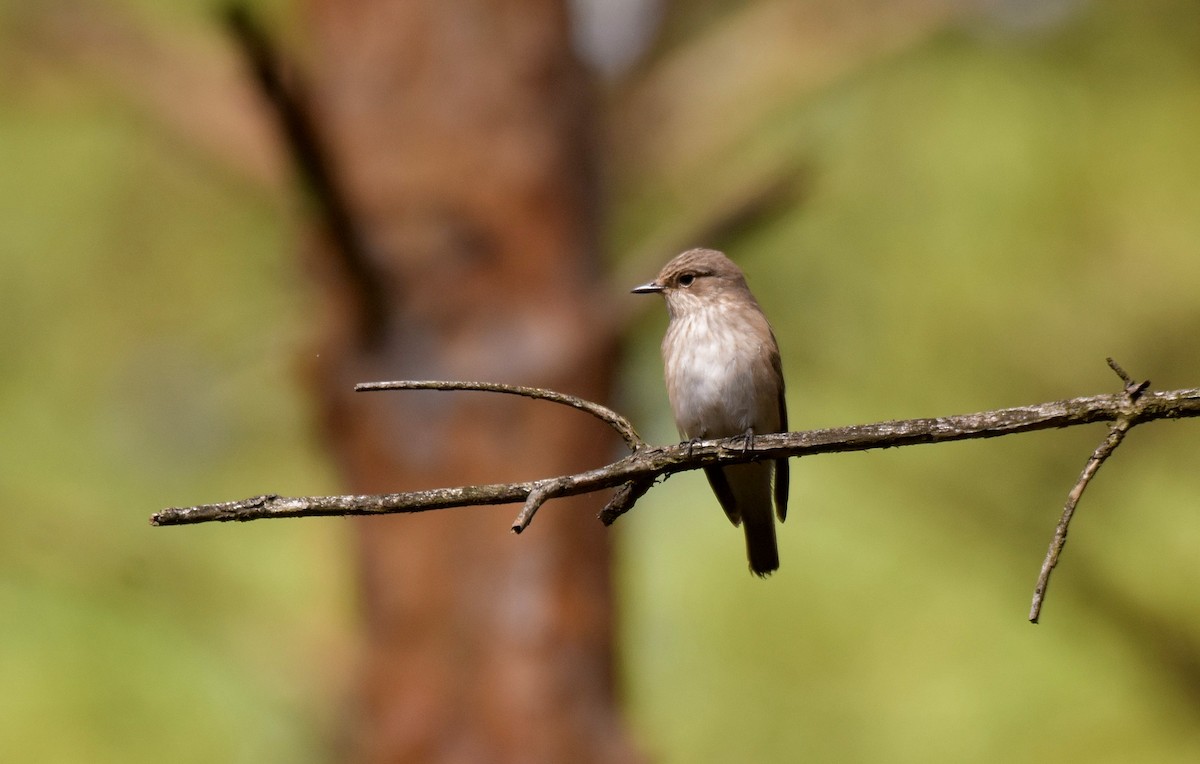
[{"x1": 631, "y1": 280, "x2": 663, "y2": 294}]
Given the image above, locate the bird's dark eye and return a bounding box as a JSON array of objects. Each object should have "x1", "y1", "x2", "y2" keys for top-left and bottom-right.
[{"x1": 678, "y1": 273, "x2": 696, "y2": 287}]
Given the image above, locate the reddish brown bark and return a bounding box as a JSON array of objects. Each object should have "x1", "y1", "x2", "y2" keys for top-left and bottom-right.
[{"x1": 301, "y1": 1, "x2": 637, "y2": 762}]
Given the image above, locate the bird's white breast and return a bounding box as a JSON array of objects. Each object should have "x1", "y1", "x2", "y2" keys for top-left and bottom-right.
[{"x1": 663, "y1": 301, "x2": 775, "y2": 439}]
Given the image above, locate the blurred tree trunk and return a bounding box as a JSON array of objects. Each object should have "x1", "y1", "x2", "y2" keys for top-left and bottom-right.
[{"x1": 301, "y1": 1, "x2": 637, "y2": 762}]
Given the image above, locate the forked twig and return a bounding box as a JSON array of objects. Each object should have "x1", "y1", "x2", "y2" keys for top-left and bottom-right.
[{"x1": 1028, "y1": 359, "x2": 1149, "y2": 623}]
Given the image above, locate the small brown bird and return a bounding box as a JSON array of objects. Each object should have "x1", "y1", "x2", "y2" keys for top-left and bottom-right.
[{"x1": 633, "y1": 248, "x2": 789, "y2": 576}]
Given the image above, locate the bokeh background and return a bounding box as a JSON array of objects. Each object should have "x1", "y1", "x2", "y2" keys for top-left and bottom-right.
[{"x1": 3, "y1": 0, "x2": 1200, "y2": 761}]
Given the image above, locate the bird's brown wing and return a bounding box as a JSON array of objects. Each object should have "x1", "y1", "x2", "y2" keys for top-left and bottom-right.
[
  {"x1": 772, "y1": 349, "x2": 789, "y2": 523},
  {"x1": 704, "y1": 466, "x2": 741, "y2": 526}
]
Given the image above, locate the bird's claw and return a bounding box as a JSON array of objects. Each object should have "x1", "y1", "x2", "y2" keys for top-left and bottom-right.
[{"x1": 741, "y1": 429, "x2": 755, "y2": 453}]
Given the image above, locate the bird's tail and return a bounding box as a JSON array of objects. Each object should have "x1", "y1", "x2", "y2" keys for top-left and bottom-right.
[
  {"x1": 710, "y1": 461, "x2": 781, "y2": 577},
  {"x1": 743, "y1": 513, "x2": 779, "y2": 577}
]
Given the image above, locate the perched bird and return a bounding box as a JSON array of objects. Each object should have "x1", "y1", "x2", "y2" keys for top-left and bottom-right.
[{"x1": 633, "y1": 248, "x2": 789, "y2": 576}]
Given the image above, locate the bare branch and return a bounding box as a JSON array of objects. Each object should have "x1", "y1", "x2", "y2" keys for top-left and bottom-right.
[
  {"x1": 152, "y1": 383, "x2": 1200, "y2": 528},
  {"x1": 355, "y1": 380, "x2": 645, "y2": 450}
]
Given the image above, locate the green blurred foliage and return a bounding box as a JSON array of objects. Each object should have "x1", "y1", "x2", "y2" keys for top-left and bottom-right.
[
  {"x1": 617, "y1": 1, "x2": 1200, "y2": 762},
  {"x1": 0, "y1": 1, "x2": 350, "y2": 762}
]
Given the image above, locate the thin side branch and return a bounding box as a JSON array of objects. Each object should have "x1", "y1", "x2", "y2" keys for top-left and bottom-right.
[
  {"x1": 599, "y1": 478, "x2": 657, "y2": 526},
  {"x1": 355, "y1": 380, "x2": 645, "y2": 450},
  {"x1": 1029, "y1": 418, "x2": 1133, "y2": 623},
  {"x1": 1106, "y1": 356, "x2": 1144, "y2": 395},
  {"x1": 152, "y1": 384, "x2": 1200, "y2": 528},
  {"x1": 1028, "y1": 359, "x2": 1150, "y2": 623},
  {"x1": 513, "y1": 480, "x2": 567, "y2": 534}
]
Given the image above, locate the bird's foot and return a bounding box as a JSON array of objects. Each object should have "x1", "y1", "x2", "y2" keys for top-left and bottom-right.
[{"x1": 740, "y1": 429, "x2": 756, "y2": 458}]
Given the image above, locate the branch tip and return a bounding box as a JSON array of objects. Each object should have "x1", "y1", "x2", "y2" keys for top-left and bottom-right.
[
  {"x1": 1106, "y1": 357, "x2": 1133, "y2": 386},
  {"x1": 599, "y1": 479, "x2": 654, "y2": 526},
  {"x1": 1028, "y1": 410, "x2": 1137, "y2": 623},
  {"x1": 512, "y1": 482, "x2": 560, "y2": 533}
]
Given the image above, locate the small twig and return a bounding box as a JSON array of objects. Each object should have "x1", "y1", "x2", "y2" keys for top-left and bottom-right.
[
  {"x1": 1106, "y1": 357, "x2": 1135, "y2": 388},
  {"x1": 598, "y1": 479, "x2": 656, "y2": 526},
  {"x1": 1029, "y1": 360, "x2": 1146, "y2": 623},
  {"x1": 1028, "y1": 418, "x2": 1134, "y2": 623},
  {"x1": 512, "y1": 480, "x2": 566, "y2": 534},
  {"x1": 355, "y1": 380, "x2": 645, "y2": 451},
  {"x1": 1107, "y1": 356, "x2": 1150, "y2": 399}
]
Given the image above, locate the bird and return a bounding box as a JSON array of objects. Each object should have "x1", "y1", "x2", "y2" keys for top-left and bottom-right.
[{"x1": 632, "y1": 248, "x2": 789, "y2": 576}]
